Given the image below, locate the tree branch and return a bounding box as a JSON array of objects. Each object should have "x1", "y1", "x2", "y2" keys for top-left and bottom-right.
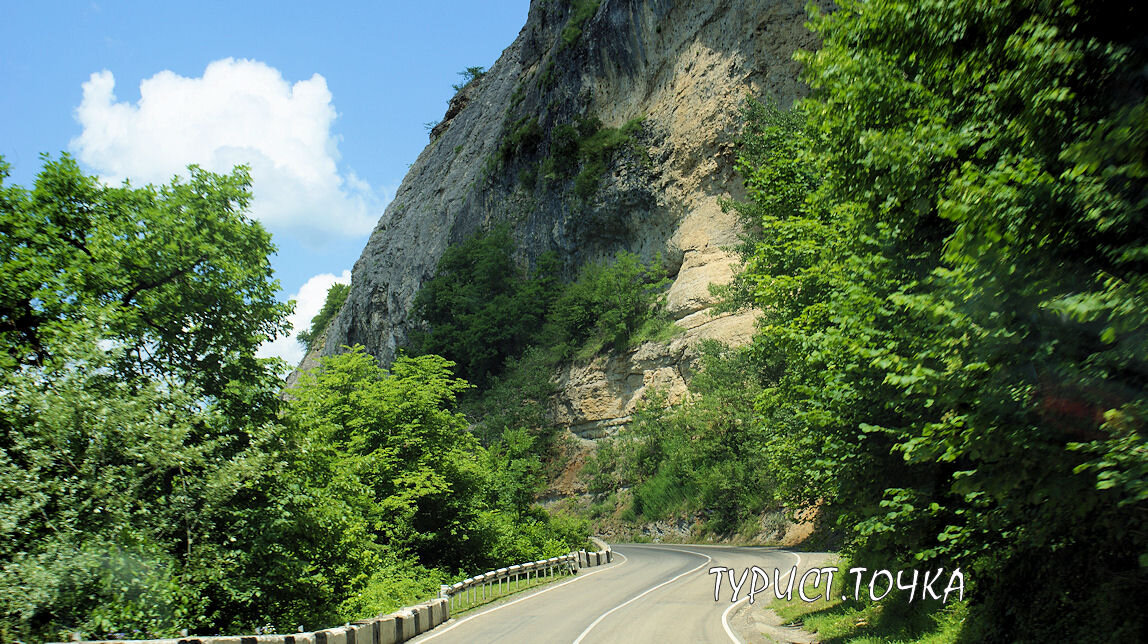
[{"x1": 121, "y1": 254, "x2": 209, "y2": 306}]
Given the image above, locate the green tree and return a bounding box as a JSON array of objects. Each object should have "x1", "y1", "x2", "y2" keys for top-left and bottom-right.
[
  {"x1": 588, "y1": 342, "x2": 772, "y2": 534},
  {"x1": 284, "y1": 347, "x2": 488, "y2": 569},
  {"x1": 0, "y1": 154, "x2": 291, "y2": 424},
  {"x1": 543, "y1": 250, "x2": 670, "y2": 360},
  {"x1": 452, "y1": 66, "x2": 486, "y2": 92},
  {"x1": 732, "y1": 0, "x2": 1148, "y2": 639},
  {"x1": 282, "y1": 347, "x2": 583, "y2": 583},
  {"x1": 410, "y1": 226, "x2": 556, "y2": 386},
  {"x1": 0, "y1": 330, "x2": 208, "y2": 641},
  {"x1": 0, "y1": 155, "x2": 295, "y2": 639},
  {"x1": 297, "y1": 282, "x2": 350, "y2": 352}
]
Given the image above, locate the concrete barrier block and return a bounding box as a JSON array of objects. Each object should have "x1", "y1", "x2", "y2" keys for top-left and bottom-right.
[
  {"x1": 284, "y1": 634, "x2": 316, "y2": 644},
  {"x1": 240, "y1": 637, "x2": 285, "y2": 644},
  {"x1": 244, "y1": 636, "x2": 288, "y2": 644},
  {"x1": 416, "y1": 605, "x2": 432, "y2": 633},
  {"x1": 347, "y1": 621, "x2": 375, "y2": 644},
  {"x1": 433, "y1": 597, "x2": 449, "y2": 625},
  {"x1": 395, "y1": 610, "x2": 415, "y2": 641},
  {"x1": 314, "y1": 629, "x2": 348, "y2": 644},
  {"x1": 375, "y1": 616, "x2": 398, "y2": 644}
]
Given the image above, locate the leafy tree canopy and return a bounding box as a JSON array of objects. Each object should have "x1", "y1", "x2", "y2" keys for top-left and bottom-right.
[
  {"x1": 725, "y1": 0, "x2": 1148, "y2": 639},
  {"x1": 0, "y1": 154, "x2": 291, "y2": 420}
]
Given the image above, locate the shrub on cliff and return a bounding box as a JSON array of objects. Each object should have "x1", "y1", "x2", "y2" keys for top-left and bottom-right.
[{"x1": 410, "y1": 226, "x2": 556, "y2": 387}]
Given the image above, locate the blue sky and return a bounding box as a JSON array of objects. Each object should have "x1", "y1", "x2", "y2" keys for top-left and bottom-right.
[{"x1": 1, "y1": 1, "x2": 529, "y2": 365}]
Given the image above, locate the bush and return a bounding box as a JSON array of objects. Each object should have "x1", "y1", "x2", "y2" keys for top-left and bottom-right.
[
  {"x1": 543, "y1": 115, "x2": 645, "y2": 198},
  {"x1": 543, "y1": 250, "x2": 670, "y2": 360},
  {"x1": 410, "y1": 227, "x2": 556, "y2": 386},
  {"x1": 297, "y1": 282, "x2": 349, "y2": 352},
  {"x1": 586, "y1": 342, "x2": 773, "y2": 533},
  {"x1": 560, "y1": 0, "x2": 602, "y2": 48}
]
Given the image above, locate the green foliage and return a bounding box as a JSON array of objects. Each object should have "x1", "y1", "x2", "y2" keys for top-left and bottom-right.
[
  {"x1": 338, "y1": 558, "x2": 445, "y2": 621},
  {"x1": 0, "y1": 155, "x2": 291, "y2": 420},
  {"x1": 410, "y1": 227, "x2": 556, "y2": 387},
  {"x1": 542, "y1": 115, "x2": 645, "y2": 198},
  {"x1": 500, "y1": 117, "x2": 544, "y2": 164},
  {"x1": 542, "y1": 250, "x2": 670, "y2": 361},
  {"x1": 560, "y1": 0, "x2": 601, "y2": 48},
  {"x1": 726, "y1": 1, "x2": 1148, "y2": 639},
  {"x1": 451, "y1": 66, "x2": 486, "y2": 92},
  {"x1": 278, "y1": 347, "x2": 584, "y2": 624},
  {"x1": 0, "y1": 156, "x2": 295, "y2": 640},
  {"x1": 573, "y1": 161, "x2": 606, "y2": 199},
  {"x1": 412, "y1": 226, "x2": 671, "y2": 387},
  {"x1": 0, "y1": 157, "x2": 587, "y2": 641},
  {"x1": 297, "y1": 282, "x2": 349, "y2": 352},
  {"x1": 772, "y1": 559, "x2": 969, "y2": 644},
  {"x1": 0, "y1": 333, "x2": 209, "y2": 640},
  {"x1": 463, "y1": 347, "x2": 558, "y2": 446},
  {"x1": 587, "y1": 342, "x2": 772, "y2": 534},
  {"x1": 284, "y1": 348, "x2": 483, "y2": 571},
  {"x1": 713, "y1": 99, "x2": 816, "y2": 313}
]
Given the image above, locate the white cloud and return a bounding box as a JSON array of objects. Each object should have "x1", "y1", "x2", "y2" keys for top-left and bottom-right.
[
  {"x1": 258, "y1": 269, "x2": 352, "y2": 366},
  {"x1": 71, "y1": 58, "x2": 378, "y2": 239}
]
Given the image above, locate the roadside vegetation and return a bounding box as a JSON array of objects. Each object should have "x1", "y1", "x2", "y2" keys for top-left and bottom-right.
[
  {"x1": 588, "y1": 0, "x2": 1148, "y2": 640},
  {"x1": 583, "y1": 342, "x2": 771, "y2": 536},
  {"x1": 768, "y1": 561, "x2": 969, "y2": 644},
  {"x1": 0, "y1": 157, "x2": 585, "y2": 642}
]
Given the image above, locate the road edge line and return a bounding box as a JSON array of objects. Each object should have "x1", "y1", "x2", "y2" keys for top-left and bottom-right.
[
  {"x1": 412, "y1": 551, "x2": 629, "y2": 642},
  {"x1": 721, "y1": 550, "x2": 803, "y2": 644}
]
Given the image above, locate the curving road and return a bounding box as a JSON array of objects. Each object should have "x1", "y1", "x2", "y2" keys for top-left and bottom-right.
[{"x1": 410, "y1": 544, "x2": 811, "y2": 643}]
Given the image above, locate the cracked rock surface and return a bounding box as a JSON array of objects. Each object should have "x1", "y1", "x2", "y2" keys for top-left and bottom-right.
[{"x1": 312, "y1": 0, "x2": 826, "y2": 438}]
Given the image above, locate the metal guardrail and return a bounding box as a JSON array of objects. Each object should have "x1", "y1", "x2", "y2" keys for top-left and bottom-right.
[
  {"x1": 439, "y1": 540, "x2": 614, "y2": 613},
  {"x1": 57, "y1": 541, "x2": 614, "y2": 644},
  {"x1": 439, "y1": 554, "x2": 577, "y2": 612}
]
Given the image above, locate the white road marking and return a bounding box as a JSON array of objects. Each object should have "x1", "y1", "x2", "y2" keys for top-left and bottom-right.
[
  {"x1": 572, "y1": 545, "x2": 714, "y2": 644},
  {"x1": 720, "y1": 550, "x2": 802, "y2": 643},
  {"x1": 413, "y1": 551, "x2": 629, "y2": 642}
]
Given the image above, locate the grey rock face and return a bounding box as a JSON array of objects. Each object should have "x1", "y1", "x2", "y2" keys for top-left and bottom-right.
[{"x1": 321, "y1": 0, "x2": 823, "y2": 368}]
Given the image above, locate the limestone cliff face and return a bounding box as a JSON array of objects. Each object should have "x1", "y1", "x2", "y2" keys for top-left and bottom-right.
[{"x1": 321, "y1": 0, "x2": 822, "y2": 434}]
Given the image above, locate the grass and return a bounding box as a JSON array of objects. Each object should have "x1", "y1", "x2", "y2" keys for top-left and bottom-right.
[
  {"x1": 629, "y1": 317, "x2": 683, "y2": 346},
  {"x1": 448, "y1": 568, "x2": 574, "y2": 615},
  {"x1": 769, "y1": 569, "x2": 968, "y2": 643}
]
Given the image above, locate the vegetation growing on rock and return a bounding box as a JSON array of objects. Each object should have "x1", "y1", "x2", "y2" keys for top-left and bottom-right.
[{"x1": 297, "y1": 282, "x2": 349, "y2": 353}]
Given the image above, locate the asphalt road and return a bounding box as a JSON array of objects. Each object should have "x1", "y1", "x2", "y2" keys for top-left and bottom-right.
[{"x1": 410, "y1": 544, "x2": 810, "y2": 644}]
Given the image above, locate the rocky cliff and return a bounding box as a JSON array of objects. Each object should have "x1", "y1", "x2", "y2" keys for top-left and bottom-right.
[{"x1": 320, "y1": 0, "x2": 823, "y2": 436}]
